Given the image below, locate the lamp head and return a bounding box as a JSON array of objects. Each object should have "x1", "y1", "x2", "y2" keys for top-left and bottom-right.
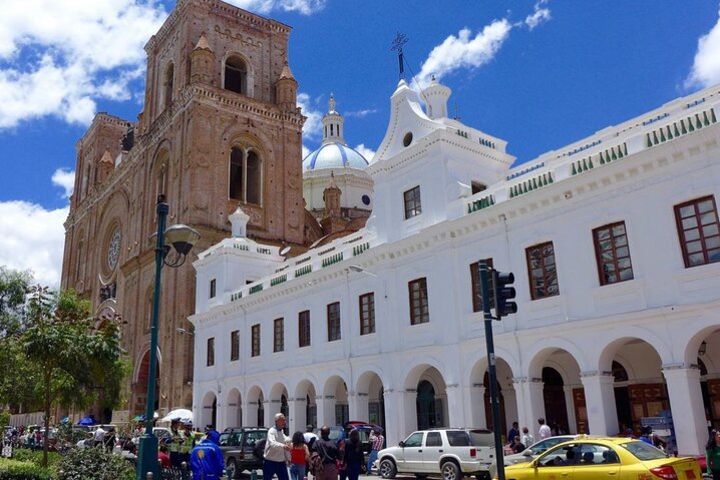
[{"x1": 164, "y1": 224, "x2": 200, "y2": 256}]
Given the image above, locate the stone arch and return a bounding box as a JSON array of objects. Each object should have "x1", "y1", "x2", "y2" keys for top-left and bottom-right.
[
  {"x1": 246, "y1": 385, "x2": 265, "y2": 427},
  {"x1": 321, "y1": 375, "x2": 349, "y2": 426},
  {"x1": 409, "y1": 366, "x2": 448, "y2": 430},
  {"x1": 269, "y1": 382, "x2": 290, "y2": 419},
  {"x1": 226, "y1": 388, "x2": 242, "y2": 428},
  {"x1": 96, "y1": 189, "x2": 130, "y2": 282},
  {"x1": 682, "y1": 324, "x2": 720, "y2": 367},
  {"x1": 133, "y1": 348, "x2": 161, "y2": 415},
  {"x1": 681, "y1": 324, "x2": 720, "y2": 431},
  {"x1": 293, "y1": 379, "x2": 318, "y2": 430},
  {"x1": 222, "y1": 52, "x2": 254, "y2": 97},
  {"x1": 355, "y1": 370, "x2": 386, "y2": 429},
  {"x1": 597, "y1": 333, "x2": 672, "y2": 373},
  {"x1": 525, "y1": 338, "x2": 589, "y2": 378},
  {"x1": 597, "y1": 337, "x2": 668, "y2": 434},
  {"x1": 469, "y1": 356, "x2": 517, "y2": 432},
  {"x1": 401, "y1": 358, "x2": 450, "y2": 390},
  {"x1": 200, "y1": 391, "x2": 217, "y2": 430}
]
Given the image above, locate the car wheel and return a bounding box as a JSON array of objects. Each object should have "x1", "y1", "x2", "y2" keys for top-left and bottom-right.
[
  {"x1": 226, "y1": 459, "x2": 237, "y2": 479},
  {"x1": 379, "y1": 459, "x2": 397, "y2": 479},
  {"x1": 441, "y1": 461, "x2": 461, "y2": 480}
]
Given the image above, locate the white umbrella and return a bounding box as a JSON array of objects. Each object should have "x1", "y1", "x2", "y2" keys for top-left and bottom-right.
[{"x1": 160, "y1": 409, "x2": 193, "y2": 423}]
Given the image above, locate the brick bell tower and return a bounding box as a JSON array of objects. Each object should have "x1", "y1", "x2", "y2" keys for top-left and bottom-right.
[{"x1": 61, "y1": 0, "x2": 306, "y2": 422}]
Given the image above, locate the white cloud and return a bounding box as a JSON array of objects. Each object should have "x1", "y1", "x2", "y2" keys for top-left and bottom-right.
[
  {"x1": 417, "y1": 1, "x2": 551, "y2": 87},
  {"x1": 0, "y1": 0, "x2": 326, "y2": 129},
  {"x1": 0, "y1": 201, "x2": 67, "y2": 288},
  {"x1": 355, "y1": 143, "x2": 376, "y2": 162},
  {"x1": 302, "y1": 144, "x2": 311, "y2": 159},
  {"x1": 685, "y1": 8, "x2": 720, "y2": 89},
  {"x1": 345, "y1": 109, "x2": 378, "y2": 118},
  {"x1": 524, "y1": 0, "x2": 551, "y2": 30},
  {"x1": 51, "y1": 168, "x2": 75, "y2": 199},
  {"x1": 0, "y1": 0, "x2": 168, "y2": 128},
  {"x1": 225, "y1": 0, "x2": 326, "y2": 15},
  {"x1": 417, "y1": 20, "x2": 513, "y2": 87},
  {"x1": 297, "y1": 92, "x2": 324, "y2": 139}
]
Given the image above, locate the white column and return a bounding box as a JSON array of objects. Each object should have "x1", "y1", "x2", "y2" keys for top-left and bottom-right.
[
  {"x1": 292, "y1": 397, "x2": 307, "y2": 433},
  {"x1": 319, "y1": 395, "x2": 335, "y2": 426},
  {"x1": 564, "y1": 386, "x2": 577, "y2": 434},
  {"x1": 246, "y1": 399, "x2": 259, "y2": 427},
  {"x1": 215, "y1": 399, "x2": 225, "y2": 430},
  {"x1": 315, "y1": 395, "x2": 326, "y2": 428},
  {"x1": 467, "y1": 385, "x2": 487, "y2": 428},
  {"x1": 580, "y1": 373, "x2": 617, "y2": 436},
  {"x1": 513, "y1": 378, "x2": 545, "y2": 439},
  {"x1": 263, "y1": 400, "x2": 272, "y2": 427},
  {"x1": 287, "y1": 399, "x2": 297, "y2": 433},
  {"x1": 662, "y1": 366, "x2": 707, "y2": 456},
  {"x1": 382, "y1": 389, "x2": 403, "y2": 447},
  {"x1": 352, "y1": 393, "x2": 369, "y2": 422},
  {"x1": 504, "y1": 387, "x2": 519, "y2": 431},
  {"x1": 446, "y1": 385, "x2": 466, "y2": 428},
  {"x1": 401, "y1": 390, "x2": 417, "y2": 436}
]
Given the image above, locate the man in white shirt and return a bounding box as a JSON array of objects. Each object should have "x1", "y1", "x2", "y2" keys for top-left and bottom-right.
[
  {"x1": 537, "y1": 418, "x2": 551, "y2": 440},
  {"x1": 93, "y1": 426, "x2": 106, "y2": 447},
  {"x1": 263, "y1": 413, "x2": 291, "y2": 480}
]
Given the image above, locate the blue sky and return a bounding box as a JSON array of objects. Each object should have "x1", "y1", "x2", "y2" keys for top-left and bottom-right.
[{"x1": 1, "y1": 0, "x2": 719, "y2": 285}]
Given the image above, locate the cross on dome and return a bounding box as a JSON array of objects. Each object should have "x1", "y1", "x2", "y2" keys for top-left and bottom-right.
[{"x1": 322, "y1": 93, "x2": 344, "y2": 144}]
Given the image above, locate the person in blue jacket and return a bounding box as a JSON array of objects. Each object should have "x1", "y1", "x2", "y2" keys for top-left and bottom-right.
[{"x1": 190, "y1": 430, "x2": 225, "y2": 480}]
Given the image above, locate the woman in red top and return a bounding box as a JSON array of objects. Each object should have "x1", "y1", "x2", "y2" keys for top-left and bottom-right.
[
  {"x1": 289, "y1": 431, "x2": 310, "y2": 480},
  {"x1": 158, "y1": 444, "x2": 171, "y2": 468}
]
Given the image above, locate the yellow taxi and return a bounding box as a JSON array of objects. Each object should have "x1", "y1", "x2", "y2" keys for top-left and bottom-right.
[{"x1": 499, "y1": 436, "x2": 702, "y2": 480}]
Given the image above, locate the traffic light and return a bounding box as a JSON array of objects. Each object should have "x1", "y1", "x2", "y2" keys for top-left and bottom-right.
[{"x1": 492, "y1": 270, "x2": 517, "y2": 319}]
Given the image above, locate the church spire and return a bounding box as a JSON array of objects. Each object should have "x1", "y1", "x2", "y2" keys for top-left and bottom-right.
[{"x1": 322, "y1": 93, "x2": 345, "y2": 145}]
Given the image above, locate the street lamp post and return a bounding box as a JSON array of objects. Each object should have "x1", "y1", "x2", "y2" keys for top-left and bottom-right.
[{"x1": 136, "y1": 195, "x2": 200, "y2": 480}]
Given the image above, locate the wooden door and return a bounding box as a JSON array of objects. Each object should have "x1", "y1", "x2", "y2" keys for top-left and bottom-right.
[{"x1": 572, "y1": 388, "x2": 588, "y2": 434}]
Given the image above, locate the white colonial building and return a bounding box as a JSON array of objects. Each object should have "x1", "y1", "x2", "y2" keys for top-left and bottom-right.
[{"x1": 190, "y1": 77, "x2": 720, "y2": 457}]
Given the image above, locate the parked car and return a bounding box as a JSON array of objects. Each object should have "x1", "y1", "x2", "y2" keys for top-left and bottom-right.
[
  {"x1": 377, "y1": 428, "x2": 496, "y2": 480},
  {"x1": 218, "y1": 427, "x2": 268, "y2": 479},
  {"x1": 502, "y1": 437, "x2": 701, "y2": 480}
]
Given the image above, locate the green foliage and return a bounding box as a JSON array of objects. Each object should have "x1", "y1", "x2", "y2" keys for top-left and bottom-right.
[
  {"x1": 8, "y1": 451, "x2": 61, "y2": 470},
  {"x1": 0, "y1": 458, "x2": 54, "y2": 480},
  {"x1": 57, "y1": 448, "x2": 134, "y2": 480},
  {"x1": 0, "y1": 412, "x2": 9, "y2": 429}
]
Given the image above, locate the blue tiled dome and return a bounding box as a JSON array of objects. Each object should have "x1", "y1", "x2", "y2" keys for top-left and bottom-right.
[{"x1": 302, "y1": 142, "x2": 369, "y2": 171}]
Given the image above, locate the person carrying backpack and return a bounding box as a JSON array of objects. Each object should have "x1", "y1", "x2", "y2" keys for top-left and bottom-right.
[{"x1": 313, "y1": 426, "x2": 342, "y2": 480}]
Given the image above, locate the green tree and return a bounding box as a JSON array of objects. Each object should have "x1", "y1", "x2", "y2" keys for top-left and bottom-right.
[{"x1": 23, "y1": 286, "x2": 125, "y2": 467}]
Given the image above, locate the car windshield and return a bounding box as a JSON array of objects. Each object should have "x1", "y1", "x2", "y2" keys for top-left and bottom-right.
[
  {"x1": 621, "y1": 441, "x2": 667, "y2": 461},
  {"x1": 530, "y1": 437, "x2": 568, "y2": 455},
  {"x1": 219, "y1": 433, "x2": 230, "y2": 446}
]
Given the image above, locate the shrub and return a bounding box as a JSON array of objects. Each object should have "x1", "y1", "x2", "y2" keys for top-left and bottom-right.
[
  {"x1": 8, "y1": 451, "x2": 61, "y2": 470},
  {"x1": 0, "y1": 458, "x2": 54, "y2": 480},
  {"x1": 57, "y1": 448, "x2": 134, "y2": 480}
]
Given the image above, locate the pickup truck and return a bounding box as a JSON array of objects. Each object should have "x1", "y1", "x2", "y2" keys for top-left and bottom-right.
[{"x1": 377, "y1": 428, "x2": 495, "y2": 480}]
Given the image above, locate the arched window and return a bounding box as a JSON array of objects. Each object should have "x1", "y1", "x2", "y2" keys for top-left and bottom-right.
[
  {"x1": 416, "y1": 380, "x2": 438, "y2": 430},
  {"x1": 163, "y1": 63, "x2": 174, "y2": 110},
  {"x1": 229, "y1": 146, "x2": 262, "y2": 205},
  {"x1": 225, "y1": 56, "x2": 247, "y2": 94}
]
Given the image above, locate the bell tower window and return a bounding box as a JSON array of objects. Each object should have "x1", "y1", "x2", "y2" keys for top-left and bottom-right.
[
  {"x1": 225, "y1": 56, "x2": 247, "y2": 94},
  {"x1": 229, "y1": 146, "x2": 262, "y2": 205}
]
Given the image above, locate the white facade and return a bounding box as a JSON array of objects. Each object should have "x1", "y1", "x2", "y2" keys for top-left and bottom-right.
[{"x1": 191, "y1": 79, "x2": 720, "y2": 458}]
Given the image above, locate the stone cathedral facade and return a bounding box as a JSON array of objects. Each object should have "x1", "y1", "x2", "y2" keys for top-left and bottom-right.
[{"x1": 60, "y1": 0, "x2": 313, "y2": 423}]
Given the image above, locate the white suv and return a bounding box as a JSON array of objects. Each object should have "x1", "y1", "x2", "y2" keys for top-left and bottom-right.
[{"x1": 377, "y1": 429, "x2": 495, "y2": 480}]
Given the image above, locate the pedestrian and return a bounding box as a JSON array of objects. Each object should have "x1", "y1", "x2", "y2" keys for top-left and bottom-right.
[
  {"x1": 180, "y1": 421, "x2": 194, "y2": 466},
  {"x1": 344, "y1": 430, "x2": 364, "y2": 480},
  {"x1": 103, "y1": 426, "x2": 116, "y2": 453},
  {"x1": 263, "y1": 413, "x2": 291, "y2": 480},
  {"x1": 507, "y1": 422, "x2": 519, "y2": 444},
  {"x1": 190, "y1": 429, "x2": 224, "y2": 480},
  {"x1": 521, "y1": 427, "x2": 534, "y2": 447},
  {"x1": 93, "y1": 425, "x2": 106, "y2": 448},
  {"x1": 313, "y1": 426, "x2": 342, "y2": 480},
  {"x1": 537, "y1": 418, "x2": 551, "y2": 440},
  {"x1": 511, "y1": 436, "x2": 526, "y2": 454},
  {"x1": 366, "y1": 427, "x2": 384, "y2": 475},
  {"x1": 289, "y1": 431, "x2": 310, "y2": 480},
  {"x1": 707, "y1": 430, "x2": 720, "y2": 480},
  {"x1": 169, "y1": 418, "x2": 187, "y2": 468},
  {"x1": 158, "y1": 444, "x2": 171, "y2": 468},
  {"x1": 639, "y1": 426, "x2": 653, "y2": 445}
]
